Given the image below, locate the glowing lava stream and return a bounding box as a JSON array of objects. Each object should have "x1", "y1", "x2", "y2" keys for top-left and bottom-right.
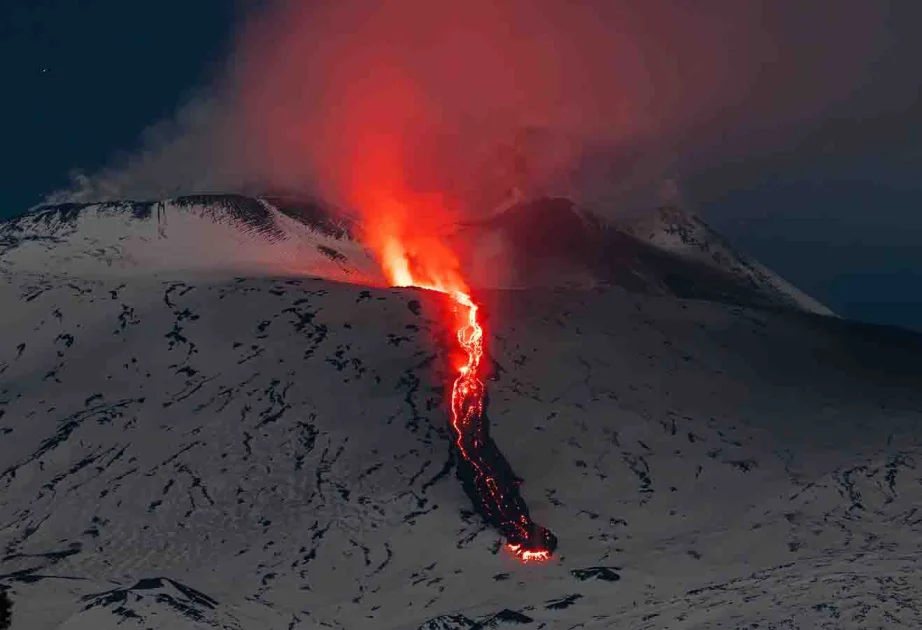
[
  {"x1": 449, "y1": 291, "x2": 552, "y2": 563},
  {"x1": 379, "y1": 234, "x2": 557, "y2": 563}
]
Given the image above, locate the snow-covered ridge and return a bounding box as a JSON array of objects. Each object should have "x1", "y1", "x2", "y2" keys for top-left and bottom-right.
[
  {"x1": 0, "y1": 194, "x2": 383, "y2": 285},
  {"x1": 620, "y1": 204, "x2": 834, "y2": 316},
  {"x1": 1, "y1": 193, "x2": 832, "y2": 317}
]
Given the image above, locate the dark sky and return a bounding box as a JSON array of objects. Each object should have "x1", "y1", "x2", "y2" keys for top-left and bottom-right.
[
  {"x1": 1, "y1": 0, "x2": 920, "y2": 333},
  {"x1": 0, "y1": 0, "x2": 238, "y2": 209}
]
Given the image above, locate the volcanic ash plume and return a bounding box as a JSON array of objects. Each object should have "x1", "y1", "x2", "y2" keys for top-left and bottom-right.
[
  {"x1": 234, "y1": 0, "x2": 743, "y2": 215},
  {"x1": 52, "y1": 0, "x2": 896, "y2": 224}
]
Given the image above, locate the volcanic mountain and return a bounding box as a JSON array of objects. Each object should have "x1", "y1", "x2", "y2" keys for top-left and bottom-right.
[
  {"x1": 0, "y1": 193, "x2": 831, "y2": 314},
  {"x1": 1, "y1": 194, "x2": 920, "y2": 629}
]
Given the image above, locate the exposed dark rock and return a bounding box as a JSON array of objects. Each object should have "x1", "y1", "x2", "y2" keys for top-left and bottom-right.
[
  {"x1": 570, "y1": 567, "x2": 621, "y2": 582},
  {"x1": 0, "y1": 588, "x2": 11, "y2": 630}
]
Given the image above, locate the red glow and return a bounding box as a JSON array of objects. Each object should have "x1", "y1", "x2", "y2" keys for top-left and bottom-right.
[
  {"x1": 351, "y1": 134, "x2": 549, "y2": 563},
  {"x1": 243, "y1": 0, "x2": 557, "y2": 563},
  {"x1": 506, "y1": 544, "x2": 552, "y2": 563}
]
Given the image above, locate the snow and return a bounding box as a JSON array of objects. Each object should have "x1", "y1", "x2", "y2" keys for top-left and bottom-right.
[
  {"x1": 0, "y1": 196, "x2": 920, "y2": 629},
  {"x1": 620, "y1": 205, "x2": 835, "y2": 316},
  {"x1": 0, "y1": 196, "x2": 382, "y2": 285}
]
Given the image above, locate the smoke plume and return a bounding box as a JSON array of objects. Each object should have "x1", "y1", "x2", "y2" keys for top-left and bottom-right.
[{"x1": 51, "y1": 0, "x2": 904, "y2": 218}]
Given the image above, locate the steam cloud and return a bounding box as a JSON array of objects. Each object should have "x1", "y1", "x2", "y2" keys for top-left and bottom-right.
[{"x1": 50, "y1": 0, "x2": 904, "y2": 218}]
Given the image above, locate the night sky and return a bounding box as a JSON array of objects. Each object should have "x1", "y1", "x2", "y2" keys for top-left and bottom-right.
[
  {"x1": 1, "y1": 0, "x2": 920, "y2": 333},
  {"x1": 0, "y1": 0, "x2": 237, "y2": 209}
]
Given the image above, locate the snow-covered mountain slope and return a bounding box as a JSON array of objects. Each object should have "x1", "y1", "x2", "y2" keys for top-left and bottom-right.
[
  {"x1": 0, "y1": 195, "x2": 382, "y2": 284},
  {"x1": 620, "y1": 204, "x2": 834, "y2": 316},
  {"x1": 0, "y1": 264, "x2": 920, "y2": 629}
]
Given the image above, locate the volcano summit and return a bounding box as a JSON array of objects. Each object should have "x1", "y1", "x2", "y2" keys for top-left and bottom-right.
[{"x1": 0, "y1": 194, "x2": 920, "y2": 629}]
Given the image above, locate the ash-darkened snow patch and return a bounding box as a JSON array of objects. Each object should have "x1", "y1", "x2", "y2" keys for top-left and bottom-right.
[
  {"x1": 570, "y1": 567, "x2": 621, "y2": 583},
  {"x1": 174, "y1": 194, "x2": 283, "y2": 241},
  {"x1": 260, "y1": 195, "x2": 357, "y2": 240},
  {"x1": 317, "y1": 245, "x2": 348, "y2": 263}
]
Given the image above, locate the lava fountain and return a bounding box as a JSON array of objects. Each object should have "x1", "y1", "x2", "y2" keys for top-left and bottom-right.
[{"x1": 356, "y1": 172, "x2": 556, "y2": 562}]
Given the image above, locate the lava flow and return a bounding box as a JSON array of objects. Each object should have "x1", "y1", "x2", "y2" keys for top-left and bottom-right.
[
  {"x1": 447, "y1": 290, "x2": 555, "y2": 563},
  {"x1": 361, "y1": 187, "x2": 556, "y2": 563}
]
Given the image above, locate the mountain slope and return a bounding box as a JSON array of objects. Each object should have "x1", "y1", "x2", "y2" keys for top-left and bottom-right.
[
  {"x1": 3, "y1": 193, "x2": 831, "y2": 319},
  {"x1": 1, "y1": 194, "x2": 917, "y2": 629},
  {"x1": 459, "y1": 197, "x2": 833, "y2": 315},
  {"x1": 620, "y1": 204, "x2": 833, "y2": 315},
  {"x1": 0, "y1": 194, "x2": 381, "y2": 284},
  {"x1": 0, "y1": 268, "x2": 919, "y2": 629}
]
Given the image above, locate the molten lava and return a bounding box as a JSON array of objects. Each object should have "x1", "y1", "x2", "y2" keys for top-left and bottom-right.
[
  {"x1": 447, "y1": 291, "x2": 554, "y2": 563},
  {"x1": 362, "y1": 187, "x2": 556, "y2": 563}
]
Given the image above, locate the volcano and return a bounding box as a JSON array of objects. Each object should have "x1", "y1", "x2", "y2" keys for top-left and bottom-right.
[{"x1": 1, "y1": 194, "x2": 921, "y2": 629}]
